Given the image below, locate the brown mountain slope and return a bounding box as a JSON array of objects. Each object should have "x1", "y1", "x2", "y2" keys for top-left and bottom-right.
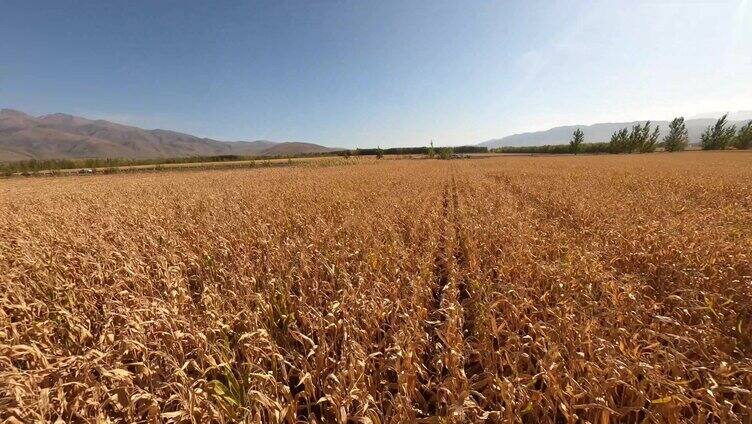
[
  {"x1": 0, "y1": 109, "x2": 336, "y2": 161},
  {"x1": 0, "y1": 127, "x2": 134, "y2": 160},
  {"x1": 259, "y1": 142, "x2": 336, "y2": 156}
]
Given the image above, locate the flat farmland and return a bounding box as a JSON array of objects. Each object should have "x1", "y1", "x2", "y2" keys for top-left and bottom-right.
[{"x1": 1, "y1": 151, "x2": 751, "y2": 423}]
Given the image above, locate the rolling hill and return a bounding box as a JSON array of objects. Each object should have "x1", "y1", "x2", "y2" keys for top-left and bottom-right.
[
  {"x1": 0, "y1": 109, "x2": 338, "y2": 161},
  {"x1": 259, "y1": 142, "x2": 335, "y2": 156},
  {"x1": 480, "y1": 113, "x2": 752, "y2": 148}
]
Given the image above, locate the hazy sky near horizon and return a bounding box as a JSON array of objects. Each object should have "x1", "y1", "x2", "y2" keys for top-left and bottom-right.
[{"x1": 1, "y1": 1, "x2": 751, "y2": 147}]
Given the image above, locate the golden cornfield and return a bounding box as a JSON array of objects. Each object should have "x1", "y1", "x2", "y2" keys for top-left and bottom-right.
[{"x1": 1, "y1": 151, "x2": 751, "y2": 423}]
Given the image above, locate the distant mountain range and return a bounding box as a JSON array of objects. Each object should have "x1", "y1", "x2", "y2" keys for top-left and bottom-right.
[
  {"x1": 0, "y1": 109, "x2": 337, "y2": 161},
  {"x1": 479, "y1": 111, "x2": 752, "y2": 148}
]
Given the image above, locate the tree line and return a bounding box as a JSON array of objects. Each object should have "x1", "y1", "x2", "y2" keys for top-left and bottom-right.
[
  {"x1": 1, "y1": 151, "x2": 345, "y2": 176},
  {"x1": 495, "y1": 114, "x2": 751, "y2": 154},
  {"x1": 2, "y1": 145, "x2": 492, "y2": 176},
  {"x1": 341, "y1": 145, "x2": 487, "y2": 157}
]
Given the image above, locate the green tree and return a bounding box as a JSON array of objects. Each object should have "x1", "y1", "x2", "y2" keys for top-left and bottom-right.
[
  {"x1": 701, "y1": 114, "x2": 736, "y2": 150},
  {"x1": 438, "y1": 147, "x2": 454, "y2": 159},
  {"x1": 626, "y1": 123, "x2": 642, "y2": 152},
  {"x1": 427, "y1": 140, "x2": 436, "y2": 158},
  {"x1": 609, "y1": 128, "x2": 629, "y2": 153},
  {"x1": 639, "y1": 123, "x2": 660, "y2": 153},
  {"x1": 569, "y1": 128, "x2": 584, "y2": 154},
  {"x1": 663, "y1": 117, "x2": 689, "y2": 152},
  {"x1": 624, "y1": 121, "x2": 659, "y2": 153},
  {"x1": 606, "y1": 121, "x2": 661, "y2": 154},
  {"x1": 376, "y1": 146, "x2": 384, "y2": 159},
  {"x1": 735, "y1": 121, "x2": 752, "y2": 150}
]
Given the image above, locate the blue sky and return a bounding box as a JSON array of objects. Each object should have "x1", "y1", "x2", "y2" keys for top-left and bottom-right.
[{"x1": 2, "y1": 1, "x2": 751, "y2": 148}]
